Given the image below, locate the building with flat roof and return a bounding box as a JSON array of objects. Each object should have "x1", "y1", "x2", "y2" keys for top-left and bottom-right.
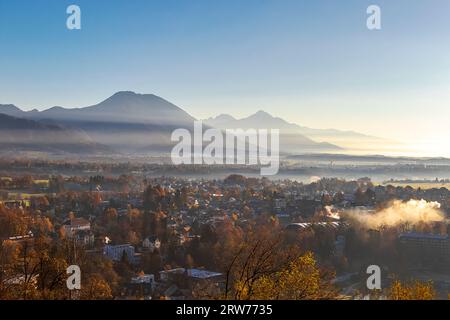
[
  {"x1": 103, "y1": 244, "x2": 139, "y2": 264},
  {"x1": 399, "y1": 232, "x2": 450, "y2": 268}
]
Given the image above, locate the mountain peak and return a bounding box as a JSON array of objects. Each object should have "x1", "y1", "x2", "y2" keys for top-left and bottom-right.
[
  {"x1": 112, "y1": 91, "x2": 139, "y2": 97},
  {"x1": 252, "y1": 110, "x2": 272, "y2": 118},
  {"x1": 211, "y1": 114, "x2": 236, "y2": 121},
  {"x1": 244, "y1": 110, "x2": 277, "y2": 121},
  {"x1": 0, "y1": 104, "x2": 21, "y2": 111},
  {"x1": 111, "y1": 91, "x2": 164, "y2": 98},
  {"x1": 0, "y1": 104, "x2": 25, "y2": 117},
  {"x1": 71, "y1": 91, "x2": 196, "y2": 124},
  {"x1": 106, "y1": 91, "x2": 165, "y2": 103}
]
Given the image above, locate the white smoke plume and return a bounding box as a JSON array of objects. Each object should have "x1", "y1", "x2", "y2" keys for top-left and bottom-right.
[
  {"x1": 343, "y1": 199, "x2": 444, "y2": 229},
  {"x1": 309, "y1": 176, "x2": 321, "y2": 183}
]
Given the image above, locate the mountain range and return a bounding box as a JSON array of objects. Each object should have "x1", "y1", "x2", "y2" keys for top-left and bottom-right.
[
  {"x1": 0, "y1": 113, "x2": 110, "y2": 154},
  {"x1": 204, "y1": 111, "x2": 387, "y2": 151},
  {"x1": 0, "y1": 91, "x2": 384, "y2": 156}
]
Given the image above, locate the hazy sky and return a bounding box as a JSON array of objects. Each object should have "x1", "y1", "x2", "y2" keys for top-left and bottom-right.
[{"x1": 1, "y1": 0, "x2": 450, "y2": 154}]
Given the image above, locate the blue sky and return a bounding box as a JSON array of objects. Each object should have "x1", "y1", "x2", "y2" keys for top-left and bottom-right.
[{"x1": 1, "y1": 0, "x2": 450, "y2": 152}]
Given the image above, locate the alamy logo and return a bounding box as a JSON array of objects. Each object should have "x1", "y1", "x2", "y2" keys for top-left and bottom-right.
[
  {"x1": 66, "y1": 5, "x2": 81, "y2": 30},
  {"x1": 366, "y1": 265, "x2": 381, "y2": 290},
  {"x1": 367, "y1": 5, "x2": 381, "y2": 30},
  {"x1": 66, "y1": 265, "x2": 81, "y2": 290},
  {"x1": 171, "y1": 121, "x2": 280, "y2": 175}
]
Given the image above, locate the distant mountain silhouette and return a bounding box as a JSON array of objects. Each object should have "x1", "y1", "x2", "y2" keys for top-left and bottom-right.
[
  {"x1": 0, "y1": 92, "x2": 198, "y2": 153},
  {"x1": 0, "y1": 92, "x2": 375, "y2": 155},
  {"x1": 0, "y1": 113, "x2": 111, "y2": 154},
  {"x1": 206, "y1": 110, "x2": 306, "y2": 132},
  {"x1": 2, "y1": 91, "x2": 195, "y2": 124},
  {"x1": 205, "y1": 110, "x2": 342, "y2": 153},
  {"x1": 204, "y1": 110, "x2": 387, "y2": 151}
]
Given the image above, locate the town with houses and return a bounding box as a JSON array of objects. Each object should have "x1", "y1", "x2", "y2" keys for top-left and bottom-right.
[{"x1": 1, "y1": 160, "x2": 450, "y2": 299}]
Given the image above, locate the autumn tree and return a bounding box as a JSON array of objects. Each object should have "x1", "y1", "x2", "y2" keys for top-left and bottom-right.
[
  {"x1": 222, "y1": 225, "x2": 337, "y2": 300},
  {"x1": 0, "y1": 240, "x2": 20, "y2": 299},
  {"x1": 81, "y1": 273, "x2": 113, "y2": 300},
  {"x1": 388, "y1": 279, "x2": 436, "y2": 300},
  {"x1": 250, "y1": 252, "x2": 337, "y2": 300}
]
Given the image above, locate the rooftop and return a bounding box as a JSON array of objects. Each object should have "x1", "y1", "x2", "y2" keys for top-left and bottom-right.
[
  {"x1": 399, "y1": 233, "x2": 449, "y2": 240},
  {"x1": 187, "y1": 269, "x2": 222, "y2": 279}
]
